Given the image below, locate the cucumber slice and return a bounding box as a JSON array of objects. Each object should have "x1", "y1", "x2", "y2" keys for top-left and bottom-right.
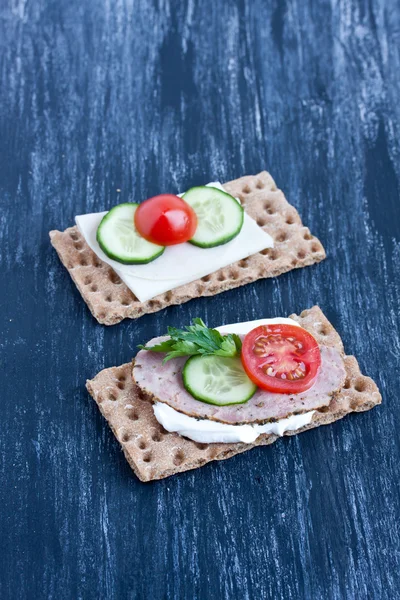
[
  {"x1": 182, "y1": 355, "x2": 257, "y2": 406},
  {"x1": 183, "y1": 186, "x2": 244, "y2": 248},
  {"x1": 96, "y1": 203, "x2": 165, "y2": 265}
]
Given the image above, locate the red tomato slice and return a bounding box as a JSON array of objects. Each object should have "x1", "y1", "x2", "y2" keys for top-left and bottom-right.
[
  {"x1": 134, "y1": 194, "x2": 197, "y2": 246},
  {"x1": 241, "y1": 324, "x2": 321, "y2": 394}
]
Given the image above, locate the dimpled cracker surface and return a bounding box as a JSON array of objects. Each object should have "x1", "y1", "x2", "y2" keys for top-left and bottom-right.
[
  {"x1": 50, "y1": 172, "x2": 326, "y2": 325},
  {"x1": 86, "y1": 307, "x2": 381, "y2": 482}
]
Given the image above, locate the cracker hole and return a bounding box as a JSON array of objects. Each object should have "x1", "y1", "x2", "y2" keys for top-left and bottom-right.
[
  {"x1": 121, "y1": 431, "x2": 131, "y2": 443},
  {"x1": 90, "y1": 284, "x2": 98, "y2": 292},
  {"x1": 318, "y1": 406, "x2": 330, "y2": 413},
  {"x1": 69, "y1": 232, "x2": 78, "y2": 241},
  {"x1": 207, "y1": 448, "x2": 220, "y2": 459},
  {"x1": 173, "y1": 450, "x2": 185, "y2": 466},
  {"x1": 291, "y1": 259, "x2": 297, "y2": 266},
  {"x1": 121, "y1": 298, "x2": 131, "y2": 306},
  {"x1": 228, "y1": 269, "x2": 239, "y2": 280},
  {"x1": 109, "y1": 392, "x2": 117, "y2": 401},
  {"x1": 83, "y1": 276, "x2": 92, "y2": 285},
  {"x1": 148, "y1": 300, "x2": 161, "y2": 309},
  {"x1": 98, "y1": 313, "x2": 106, "y2": 321},
  {"x1": 118, "y1": 374, "x2": 126, "y2": 382},
  {"x1": 297, "y1": 250, "x2": 306, "y2": 260},
  {"x1": 201, "y1": 275, "x2": 211, "y2": 283},
  {"x1": 196, "y1": 284, "x2": 204, "y2": 295},
  {"x1": 136, "y1": 389, "x2": 148, "y2": 402},
  {"x1": 264, "y1": 202, "x2": 271, "y2": 210},
  {"x1": 164, "y1": 291, "x2": 172, "y2": 302},
  {"x1": 344, "y1": 379, "x2": 351, "y2": 389},
  {"x1": 354, "y1": 379, "x2": 368, "y2": 393},
  {"x1": 142, "y1": 451, "x2": 152, "y2": 463},
  {"x1": 311, "y1": 243, "x2": 321, "y2": 253},
  {"x1": 300, "y1": 310, "x2": 308, "y2": 317},
  {"x1": 303, "y1": 232, "x2": 312, "y2": 240},
  {"x1": 80, "y1": 259, "x2": 88, "y2": 266},
  {"x1": 117, "y1": 382, "x2": 125, "y2": 390},
  {"x1": 242, "y1": 185, "x2": 251, "y2": 194},
  {"x1": 196, "y1": 443, "x2": 207, "y2": 450},
  {"x1": 74, "y1": 242, "x2": 83, "y2": 250},
  {"x1": 261, "y1": 248, "x2": 278, "y2": 260},
  {"x1": 286, "y1": 215, "x2": 295, "y2": 225},
  {"x1": 257, "y1": 218, "x2": 266, "y2": 227},
  {"x1": 109, "y1": 271, "x2": 122, "y2": 285},
  {"x1": 239, "y1": 259, "x2": 249, "y2": 268},
  {"x1": 151, "y1": 432, "x2": 163, "y2": 442},
  {"x1": 266, "y1": 208, "x2": 275, "y2": 215},
  {"x1": 218, "y1": 273, "x2": 226, "y2": 282},
  {"x1": 256, "y1": 180, "x2": 264, "y2": 189},
  {"x1": 127, "y1": 409, "x2": 139, "y2": 421},
  {"x1": 105, "y1": 294, "x2": 113, "y2": 303},
  {"x1": 317, "y1": 325, "x2": 328, "y2": 336},
  {"x1": 93, "y1": 260, "x2": 103, "y2": 268},
  {"x1": 138, "y1": 439, "x2": 147, "y2": 450},
  {"x1": 275, "y1": 231, "x2": 287, "y2": 243},
  {"x1": 269, "y1": 250, "x2": 279, "y2": 260}
]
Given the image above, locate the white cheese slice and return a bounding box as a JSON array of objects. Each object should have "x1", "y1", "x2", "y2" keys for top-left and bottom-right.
[{"x1": 75, "y1": 182, "x2": 273, "y2": 302}]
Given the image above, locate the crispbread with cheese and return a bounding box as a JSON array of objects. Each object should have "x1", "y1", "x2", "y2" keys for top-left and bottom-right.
[{"x1": 50, "y1": 172, "x2": 326, "y2": 325}]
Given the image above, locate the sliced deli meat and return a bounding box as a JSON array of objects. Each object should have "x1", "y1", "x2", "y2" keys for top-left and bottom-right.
[{"x1": 132, "y1": 336, "x2": 346, "y2": 424}]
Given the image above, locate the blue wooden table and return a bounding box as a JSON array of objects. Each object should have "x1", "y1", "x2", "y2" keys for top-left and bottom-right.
[{"x1": 1, "y1": 1, "x2": 399, "y2": 598}]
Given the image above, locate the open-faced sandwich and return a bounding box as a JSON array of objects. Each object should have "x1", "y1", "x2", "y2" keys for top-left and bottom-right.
[
  {"x1": 50, "y1": 172, "x2": 326, "y2": 325},
  {"x1": 86, "y1": 306, "x2": 381, "y2": 481}
]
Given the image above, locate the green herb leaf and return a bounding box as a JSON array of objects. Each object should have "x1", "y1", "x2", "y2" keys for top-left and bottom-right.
[
  {"x1": 139, "y1": 319, "x2": 242, "y2": 362},
  {"x1": 137, "y1": 339, "x2": 174, "y2": 353}
]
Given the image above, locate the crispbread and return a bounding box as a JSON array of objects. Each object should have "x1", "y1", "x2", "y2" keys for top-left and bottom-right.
[
  {"x1": 50, "y1": 172, "x2": 326, "y2": 325},
  {"x1": 85, "y1": 307, "x2": 382, "y2": 482}
]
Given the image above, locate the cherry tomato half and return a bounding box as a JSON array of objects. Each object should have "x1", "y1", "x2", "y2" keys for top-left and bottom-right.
[
  {"x1": 241, "y1": 324, "x2": 321, "y2": 394},
  {"x1": 134, "y1": 194, "x2": 197, "y2": 246}
]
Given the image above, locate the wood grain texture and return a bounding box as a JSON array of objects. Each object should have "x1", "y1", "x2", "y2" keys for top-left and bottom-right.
[{"x1": 0, "y1": 0, "x2": 399, "y2": 599}]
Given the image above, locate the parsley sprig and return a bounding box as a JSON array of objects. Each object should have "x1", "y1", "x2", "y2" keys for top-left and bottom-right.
[{"x1": 139, "y1": 318, "x2": 242, "y2": 363}]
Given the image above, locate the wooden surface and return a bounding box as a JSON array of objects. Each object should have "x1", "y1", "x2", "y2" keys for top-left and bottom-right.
[{"x1": 1, "y1": 1, "x2": 399, "y2": 598}]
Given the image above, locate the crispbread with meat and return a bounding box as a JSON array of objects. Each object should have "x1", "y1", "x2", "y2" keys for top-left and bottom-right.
[
  {"x1": 86, "y1": 307, "x2": 382, "y2": 482},
  {"x1": 50, "y1": 172, "x2": 326, "y2": 325}
]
